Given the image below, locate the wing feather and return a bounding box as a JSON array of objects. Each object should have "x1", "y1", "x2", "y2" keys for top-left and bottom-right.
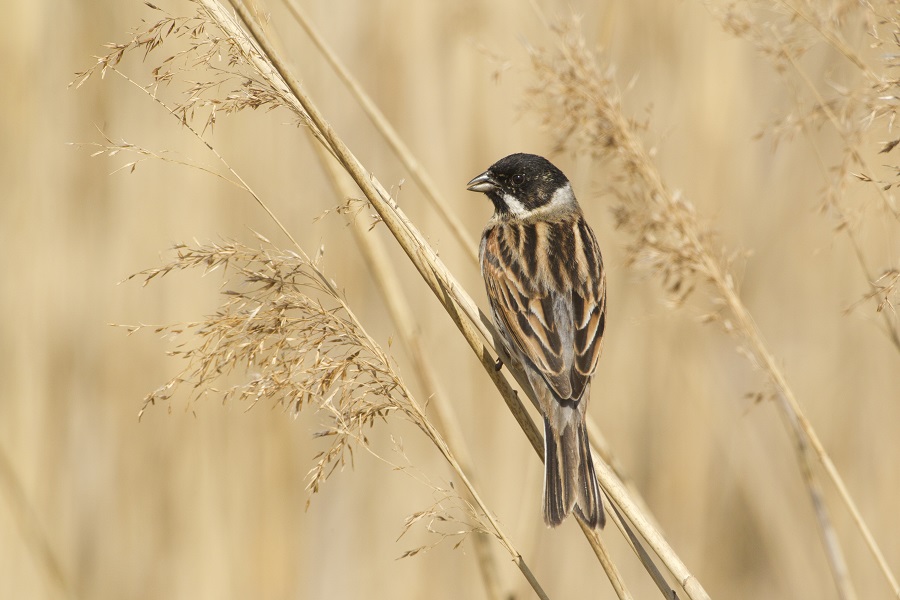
[{"x1": 481, "y1": 216, "x2": 605, "y2": 403}]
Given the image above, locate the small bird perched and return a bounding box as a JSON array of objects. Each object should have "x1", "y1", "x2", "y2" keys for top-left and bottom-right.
[{"x1": 467, "y1": 153, "x2": 606, "y2": 529}]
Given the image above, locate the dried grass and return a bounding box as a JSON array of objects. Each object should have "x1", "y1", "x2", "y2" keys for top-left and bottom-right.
[
  {"x1": 56, "y1": 0, "x2": 899, "y2": 598},
  {"x1": 712, "y1": 0, "x2": 900, "y2": 351}
]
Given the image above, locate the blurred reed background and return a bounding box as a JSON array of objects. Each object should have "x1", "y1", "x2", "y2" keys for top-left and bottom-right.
[{"x1": 1, "y1": 0, "x2": 898, "y2": 598}]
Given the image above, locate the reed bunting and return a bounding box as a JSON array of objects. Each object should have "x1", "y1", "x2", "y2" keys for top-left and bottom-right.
[{"x1": 467, "y1": 153, "x2": 606, "y2": 529}]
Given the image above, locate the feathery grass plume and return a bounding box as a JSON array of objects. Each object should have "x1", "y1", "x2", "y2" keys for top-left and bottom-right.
[
  {"x1": 128, "y1": 234, "x2": 542, "y2": 584},
  {"x1": 122, "y1": 237, "x2": 552, "y2": 595},
  {"x1": 128, "y1": 239, "x2": 403, "y2": 486},
  {"x1": 127, "y1": 237, "x2": 552, "y2": 593},
  {"x1": 527, "y1": 18, "x2": 726, "y2": 308},
  {"x1": 525, "y1": 13, "x2": 899, "y2": 599},
  {"x1": 711, "y1": 0, "x2": 900, "y2": 352},
  {"x1": 71, "y1": 2, "x2": 298, "y2": 131}
]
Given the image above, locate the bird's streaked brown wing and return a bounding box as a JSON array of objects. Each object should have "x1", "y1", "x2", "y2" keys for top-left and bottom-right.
[
  {"x1": 570, "y1": 215, "x2": 606, "y2": 396},
  {"x1": 481, "y1": 216, "x2": 605, "y2": 402}
]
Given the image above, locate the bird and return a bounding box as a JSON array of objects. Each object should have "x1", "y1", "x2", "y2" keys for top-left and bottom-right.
[{"x1": 467, "y1": 153, "x2": 606, "y2": 529}]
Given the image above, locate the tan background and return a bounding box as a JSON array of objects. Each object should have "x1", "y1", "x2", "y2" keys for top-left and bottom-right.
[{"x1": 2, "y1": 0, "x2": 898, "y2": 598}]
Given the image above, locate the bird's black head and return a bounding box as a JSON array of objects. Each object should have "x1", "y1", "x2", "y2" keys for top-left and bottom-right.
[{"x1": 466, "y1": 153, "x2": 573, "y2": 218}]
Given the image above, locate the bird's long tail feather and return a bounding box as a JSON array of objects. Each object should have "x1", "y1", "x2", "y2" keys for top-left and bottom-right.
[{"x1": 542, "y1": 416, "x2": 605, "y2": 529}]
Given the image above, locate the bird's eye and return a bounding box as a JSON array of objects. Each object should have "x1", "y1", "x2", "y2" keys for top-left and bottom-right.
[{"x1": 511, "y1": 173, "x2": 525, "y2": 185}]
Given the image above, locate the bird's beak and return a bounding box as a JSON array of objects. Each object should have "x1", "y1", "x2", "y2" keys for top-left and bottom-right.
[{"x1": 466, "y1": 171, "x2": 498, "y2": 193}]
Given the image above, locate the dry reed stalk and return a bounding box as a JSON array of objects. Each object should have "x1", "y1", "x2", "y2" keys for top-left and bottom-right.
[
  {"x1": 282, "y1": 0, "x2": 480, "y2": 266},
  {"x1": 776, "y1": 395, "x2": 855, "y2": 600},
  {"x1": 523, "y1": 11, "x2": 898, "y2": 598},
  {"x1": 311, "y1": 143, "x2": 504, "y2": 600}
]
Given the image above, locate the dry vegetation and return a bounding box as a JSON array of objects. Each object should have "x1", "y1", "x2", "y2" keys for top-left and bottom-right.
[{"x1": 2, "y1": 0, "x2": 900, "y2": 599}]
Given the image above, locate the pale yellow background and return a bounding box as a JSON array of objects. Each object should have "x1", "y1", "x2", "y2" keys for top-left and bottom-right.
[{"x1": 2, "y1": 1, "x2": 898, "y2": 599}]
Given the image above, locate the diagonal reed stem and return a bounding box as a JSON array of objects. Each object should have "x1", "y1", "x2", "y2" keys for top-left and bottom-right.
[
  {"x1": 282, "y1": 0, "x2": 480, "y2": 266},
  {"x1": 311, "y1": 142, "x2": 505, "y2": 600}
]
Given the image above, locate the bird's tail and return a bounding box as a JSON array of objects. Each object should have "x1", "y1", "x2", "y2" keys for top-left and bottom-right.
[{"x1": 542, "y1": 416, "x2": 605, "y2": 529}]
